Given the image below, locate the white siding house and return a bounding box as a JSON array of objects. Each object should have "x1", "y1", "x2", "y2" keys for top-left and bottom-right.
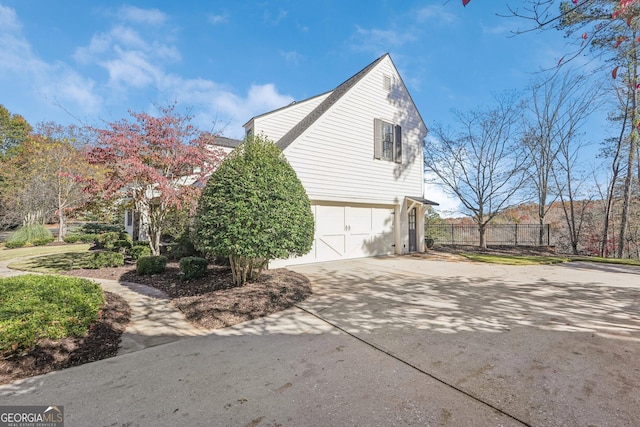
[{"x1": 244, "y1": 53, "x2": 437, "y2": 267}]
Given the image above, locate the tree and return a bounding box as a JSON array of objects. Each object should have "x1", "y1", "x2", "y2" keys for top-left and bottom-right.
[
  {"x1": 0, "y1": 123, "x2": 97, "y2": 237},
  {"x1": 89, "y1": 104, "x2": 224, "y2": 255},
  {"x1": 465, "y1": 0, "x2": 640, "y2": 258},
  {"x1": 425, "y1": 94, "x2": 529, "y2": 248},
  {"x1": 194, "y1": 135, "x2": 314, "y2": 286},
  {"x1": 0, "y1": 104, "x2": 31, "y2": 155},
  {"x1": 522, "y1": 70, "x2": 600, "y2": 244}
]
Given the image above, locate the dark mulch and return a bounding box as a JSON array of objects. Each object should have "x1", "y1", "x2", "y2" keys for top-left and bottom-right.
[
  {"x1": 2, "y1": 259, "x2": 311, "y2": 385},
  {"x1": 67, "y1": 261, "x2": 313, "y2": 330},
  {"x1": 0, "y1": 291, "x2": 131, "y2": 385}
]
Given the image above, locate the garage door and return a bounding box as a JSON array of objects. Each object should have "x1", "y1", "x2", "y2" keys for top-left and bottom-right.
[{"x1": 311, "y1": 205, "x2": 395, "y2": 262}]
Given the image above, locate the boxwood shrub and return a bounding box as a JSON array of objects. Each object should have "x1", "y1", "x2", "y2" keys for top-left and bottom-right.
[
  {"x1": 179, "y1": 256, "x2": 208, "y2": 280},
  {"x1": 136, "y1": 255, "x2": 167, "y2": 275},
  {"x1": 87, "y1": 251, "x2": 125, "y2": 269}
]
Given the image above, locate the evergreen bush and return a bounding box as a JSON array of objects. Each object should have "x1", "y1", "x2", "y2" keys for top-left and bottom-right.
[
  {"x1": 136, "y1": 255, "x2": 167, "y2": 275},
  {"x1": 86, "y1": 251, "x2": 125, "y2": 269},
  {"x1": 179, "y1": 256, "x2": 208, "y2": 280}
]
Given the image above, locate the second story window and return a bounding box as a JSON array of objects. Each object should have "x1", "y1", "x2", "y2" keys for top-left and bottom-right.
[{"x1": 374, "y1": 118, "x2": 402, "y2": 164}]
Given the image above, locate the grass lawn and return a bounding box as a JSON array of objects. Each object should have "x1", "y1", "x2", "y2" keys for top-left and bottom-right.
[
  {"x1": 8, "y1": 250, "x2": 95, "y2": 273},
  {"x1": 0, "y1": 243, "x2": 91, "y2": 262},
  {"x1": 0, "y1": 274, "x2": 104, "y2": 355},
  {"x1": 462, "y1": 253, "x2": 571, "y2": 265},
  {"x1": 462, "y1": 252, "x2": 640, "y2": 266},
  {"x1": 571, "y1": 256, "x2": 640, "y2": 266}
]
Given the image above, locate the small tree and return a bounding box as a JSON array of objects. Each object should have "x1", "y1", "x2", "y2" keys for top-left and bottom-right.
[
  {"x1": 89, "y1": 104, "x2": 224, "y2": 255},
  {"x1": 194, "y1": 135, "x2": 314, "y2": 286},
  {"x1": 425, "y1": 93, "x2": 530, "y2": 248}
]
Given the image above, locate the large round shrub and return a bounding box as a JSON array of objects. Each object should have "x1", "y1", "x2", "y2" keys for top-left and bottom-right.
[{"x1": 193, "y1": 135, "x2": 314, "y2": 286}]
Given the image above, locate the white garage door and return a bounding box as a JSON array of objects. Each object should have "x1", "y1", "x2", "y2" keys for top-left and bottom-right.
[{"x1": 311, "y1": 205, "x2": 395, "y2": 262}]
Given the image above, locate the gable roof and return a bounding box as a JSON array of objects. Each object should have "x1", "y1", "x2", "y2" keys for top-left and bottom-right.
[
  {"x1": 214, "y1": 136, "x2": 243, "y2": 149},
  {"x1": 275, "y1": 53, "x2": 389, "y2": 151}
]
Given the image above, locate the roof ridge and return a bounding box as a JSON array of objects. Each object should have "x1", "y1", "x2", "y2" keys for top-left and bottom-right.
[{"x1": 276, "y1": 53, "x2": 389, "y2": 151}]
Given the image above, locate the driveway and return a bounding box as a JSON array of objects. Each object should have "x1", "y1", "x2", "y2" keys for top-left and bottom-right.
[
  {"x1": 293, "y1": 257, "x2": 640, "y2": 426},
  {"x1": 1, "y1": 256, "x2": 639, "y2": 426}
]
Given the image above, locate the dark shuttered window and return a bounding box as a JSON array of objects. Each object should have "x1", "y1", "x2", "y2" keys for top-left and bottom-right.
[{"x1": 374, "y1": 118, "x2": 402, "y2": 164}]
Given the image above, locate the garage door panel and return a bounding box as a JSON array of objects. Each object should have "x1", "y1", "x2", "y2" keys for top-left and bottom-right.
[
  {"x1": 316, "y1": 206, "x2": 345, "y2": 234},
  {"x1": 347, "y1": 207, "x2": 372, "y2": 234},
  {"x1": 317, "y1": 235, "x2": 346, "y2": 259}
]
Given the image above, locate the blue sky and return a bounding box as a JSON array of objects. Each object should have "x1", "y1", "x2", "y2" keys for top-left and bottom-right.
[{"x1": 0, "y1": 1, "x2": 609, "y2": 214}]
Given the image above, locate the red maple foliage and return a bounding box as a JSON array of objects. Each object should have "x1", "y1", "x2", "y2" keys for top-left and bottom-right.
[{"x1": 88, "y1": 104, "x2": 225, "y2": 254}]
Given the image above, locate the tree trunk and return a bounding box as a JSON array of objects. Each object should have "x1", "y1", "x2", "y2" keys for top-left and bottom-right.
[
  {"x1": 478, "y1": 223, "x2": 487, "y2": 249},
  {"x1": 618, "y1": 33, "x2": 639, "y2": 258}
]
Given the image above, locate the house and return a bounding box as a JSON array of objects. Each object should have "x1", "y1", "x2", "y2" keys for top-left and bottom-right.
[
  {"x1": 124, "y1": 53, "x2": 437, "y2": 265},
  {"x1": 244, "y1": 53, "x2": 437, "y2": 267}
]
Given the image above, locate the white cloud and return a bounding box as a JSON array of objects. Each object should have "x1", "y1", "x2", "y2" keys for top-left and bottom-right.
[
  {"x1": 263, "y1": 9, "x2": 287, "y2": 25},
  {"x1": 0, "y1": 5, "x2": 101, "y2": 116},
  {"x1": 280, "y1": 50, "x2": 302, "y2": 66},
  {"x1": 208, "y1": 14, "x2": 228, "y2": 25},
  {"x1": 0, "y1": 4, "x2": 21, "y2": 32},
  {"x1": 0, "y1": 5, "x2": 291, "y2": 139},
  {"x1": 424, "y1": 179, "x2": 463, "y2": 218},
  {"x1": 416, "y1": 5, "x2": 457, "y2": 24},
  {"x1": 350, "y1": 25, "x2": 416, "y2": 55},
  {"x1": 118, "y1": 6, "x2": 167, "y2": 25}
]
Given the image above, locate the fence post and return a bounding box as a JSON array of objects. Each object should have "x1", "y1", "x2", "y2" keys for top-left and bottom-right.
[
  {"x1": 514, "y1": 224, "x2": 518, "y2": 246},
  {"x1": 546, "y1": 224, "x2": 550, "y2": 246},
  {"x1": 451, "y1": 224, "x2": 454, "y2": 245}
]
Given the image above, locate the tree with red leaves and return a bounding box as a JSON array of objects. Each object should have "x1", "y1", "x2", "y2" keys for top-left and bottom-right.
[{"x1": 89, "y1": 104, "x2": 225, "y2": 255}]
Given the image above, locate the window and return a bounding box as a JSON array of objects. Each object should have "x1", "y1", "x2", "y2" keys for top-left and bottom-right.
[
  {"x1": 374, "y1": 118, "x2": 402, "y2": 163},
  {"x1": 245, "y1": 127, "x2": 254, "y2": 138},
  {"x1": 126, "y1": 210, "x2": 133, "y2": 227}
]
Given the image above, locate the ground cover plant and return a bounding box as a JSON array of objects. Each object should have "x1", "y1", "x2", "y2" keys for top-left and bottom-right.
[{"x1": 0, "y1": 274, "x2": 104, "y2": 355}]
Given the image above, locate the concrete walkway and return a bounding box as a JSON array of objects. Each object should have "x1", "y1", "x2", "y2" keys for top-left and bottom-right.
[{"x1": 0, "y1": 257, "x2": 207, "y2": 355}]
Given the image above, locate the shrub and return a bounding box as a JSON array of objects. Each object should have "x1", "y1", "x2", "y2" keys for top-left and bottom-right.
[
  {"x1": 86, "y1": 251, "x2": 125, "y2": 269},
  {"x1": 6, "y1": 224, "x2": 54, "y2": 247},
  {"x1": 179, "y1": 256, "x2": 208, "y2": 280},
  {"x1": 64, "y1": 233, "x2": 98, "y2": 244},
  {"x1": 194, "y1": 135, "x2": 314, "y2": 286},
  {"x1": 81, "y1": 223, "x2": 123, "y2": 234},
  {"x1": 4, "y1": 240, "x2": 26, "y2": 249},
  {"x1": 164, "y1": 235, "x2": 200, "y2": 260},
  {"x1": 0, "y1": 274, "x2": 104, "y2": 355},
  {"x1": 96, "y1": 231, "x2": 131, "y2": 251},
  {"x1": 63, "y1": 234, "x2": 80, "y2": 243},
  {"x1": 136, "y1": 255, "x2": 167, "y2": 275},
  {"x1": 129, "y1": 245, "x2": 151, "y2": 260},
  {"x1": 32, "y1": 237, "x2": 55, "y2": 246},
  {"x1": 113, "y1": 239, "x2": 132, "y2": 252}
]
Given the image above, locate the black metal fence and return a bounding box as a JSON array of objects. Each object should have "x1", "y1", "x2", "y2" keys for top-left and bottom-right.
[{"x1": 426, "y1": 224, "x2": 551, "y2": 246}]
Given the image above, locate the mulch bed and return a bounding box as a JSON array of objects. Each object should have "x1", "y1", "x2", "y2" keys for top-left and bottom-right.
[
  {"x1": 0, "y1": 291, "x2": 131, "y2": 385},
  {"x1": 2, "y1": 260, "x2": 312, "y2": 385},
  {"x1": 68, "y1": 261, "x2": 313, "y2": 329}
]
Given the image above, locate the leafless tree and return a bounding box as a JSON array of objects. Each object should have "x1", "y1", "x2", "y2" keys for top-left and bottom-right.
[
  {"x1": 425, "y1": 93, "x2": 530, "y2": 248},
  {"x1": 522, "y1": 69, "x2": 601, "y2": 244}
]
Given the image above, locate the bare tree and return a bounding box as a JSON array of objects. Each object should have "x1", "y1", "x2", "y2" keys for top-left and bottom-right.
[
  {"x1": 522, "y1": 70, "x2": 601, "y2": 244},
  {"x1": 425, "y1": 93, "x2": 529, "y2": 248},
  {"x1": 553, "y1": 134, "x2": 594, "y2": 254}
]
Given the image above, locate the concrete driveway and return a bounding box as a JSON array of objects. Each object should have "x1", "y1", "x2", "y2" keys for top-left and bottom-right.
[{"x1": 1, "y1": 256, "x2": 639, "y2": 426}]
